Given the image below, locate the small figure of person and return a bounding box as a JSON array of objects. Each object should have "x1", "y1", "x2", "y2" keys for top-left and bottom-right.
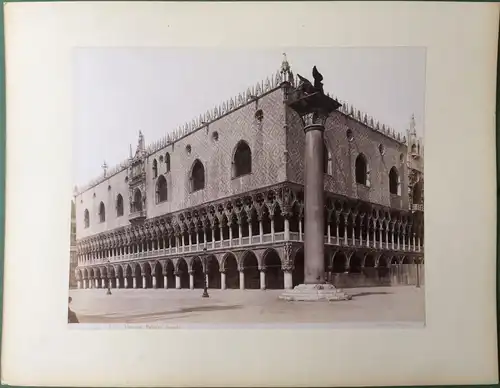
[{"x1": 68, "y1": 296, "x2": 79, "y2": 324}]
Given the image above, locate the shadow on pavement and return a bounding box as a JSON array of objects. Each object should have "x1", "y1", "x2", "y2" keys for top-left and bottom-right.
[
  {"x1": 349, "y1": 291, "x2": 391, "y2": 298},
  {"x1": 76, "y1": 304, "x2": 243, "y2": 323}
]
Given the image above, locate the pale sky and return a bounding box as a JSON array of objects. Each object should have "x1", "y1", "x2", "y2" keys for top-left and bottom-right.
[{"x1": 72, "y1": 47, "x2": 426, "y2": 187}]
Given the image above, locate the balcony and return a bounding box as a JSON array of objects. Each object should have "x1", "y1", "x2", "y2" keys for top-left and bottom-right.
[
  {"x1": 412, "y1": 204, "x2": 424, "y2": 212},
  {"x1": 78, "y1": 230, "x2": 424, "y2": 267},
  {"x1": 128, "y1": 209, "x2": 146, "y2": 223}
]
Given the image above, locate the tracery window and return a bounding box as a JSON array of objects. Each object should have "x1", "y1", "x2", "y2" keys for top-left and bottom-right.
[
  {"x1": 389, "y1": 167, "x2": 400, "y2": 195},
  {"x1": 190, "y1": 159, "x2": 205, "y2": 192},
  {"x1": 116, "y1": 194, "x2": 124, "y2": 217},
  {"x1": 232, "y1": 141, "x2": 252, "y2": 178},
  {"x1": 156, "y1": 175, "x2": 168, "y2": 203},
  {"x1": 98, "y1": 202, "x2": 106, "y2": 223},
  {"x1": 84, "y1": 209, "x2": 89, "y2": 228},
  {"x1": 355, "y1": 154, "x2": 369, "y2": 185}
]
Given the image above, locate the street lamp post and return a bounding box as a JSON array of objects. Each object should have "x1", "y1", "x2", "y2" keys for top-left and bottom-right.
[
  {"x1": 106, "y1": 259, "x2": 112, "y2": 295},
  {"x1": 416, "y1": 258, "x2": 421, "y2": 288},
  {"x1": 202, "y1": 247, "x2": 209, "y2": 298}
]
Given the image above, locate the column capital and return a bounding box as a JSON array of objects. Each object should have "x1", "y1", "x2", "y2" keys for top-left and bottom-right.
[
  {"x1": 303, "y1": 111, "x2": 329, "y2": 129},
  {"x1": 282, "y1": 262, "x2": 293, "y2": 272}
]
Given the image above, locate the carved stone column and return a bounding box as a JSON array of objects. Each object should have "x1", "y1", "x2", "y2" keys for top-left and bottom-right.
[
  {"x1": 174, "y1": 271, "x2": 181, "y2": 289},
  {"x1": 152, "y1": 275, "x2": 157, "y2": 289},
  {"x1": 133, "y1": 277, "x2": 137, "y2": 289},
  {"x1": 189, "y1": 270, "x2": 194, "y2": 290},
  {"x1": 239, "y1": 269, "x2": 245, "y2": 290},
  {"x1": 260, "y1": 267, "x2": 266, "y2": 290},
  {"x1": 220, "y1": 270, "x2": 226, "y2": 290},
  {"x1": 124, "y1": 277, "x2": 128, "y2": 289},
  {"x1": 279, "y1": 72, "x2": 350, "y2": 301},
  {"x1": 116, "y1": 277, "x2": 120, "y2": 289}
]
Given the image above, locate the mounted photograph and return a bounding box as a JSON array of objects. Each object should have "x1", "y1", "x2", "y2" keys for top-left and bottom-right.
[{"x1": 68, "y1": 48, "x2": 425, "y2": 326}]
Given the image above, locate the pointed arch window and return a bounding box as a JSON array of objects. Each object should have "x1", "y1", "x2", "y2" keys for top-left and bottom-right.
[
  {"x1": 389, "y1": 167, "x2": 401, "y2": 195},
  {"x1": 152, "y1": 159, "x2": 158, "y2": 178},
  {"x1": 116, "y1": 194, "x2": 124, "y2": 217},
  {"x1": 232, "y1": 140, "x2": 252, "y2": 178},
  {"x1": 133, "y1": 189, "x2": 143, "y2": 212},
  {"x1": 413, "y1": 180, "x2": 423, "y2": 204},
  {"x1": 323, "y1": 142, "x2": 332, "y2": 175},
  {"x1": 156, "y1": 175, "x2": 168, "y2": 203},
  {"x1": 165, "y1": 152, "x2": 171, "y2": 173},
  {"x1": 190, "y1": 159, "x2": 205, "y2": 192},
  {"x1": 355, "y1": 153, "x2": 370, "y2": 186},
  {"x1": 98, "y1": 202, "x2": 106, "y2": 223},
  {"x1": 84, "y1": 209, "x2": 90, "y2": 228}
]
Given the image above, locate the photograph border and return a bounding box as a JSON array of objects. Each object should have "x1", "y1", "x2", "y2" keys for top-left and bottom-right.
[{"x1": 0, "y1": 1, "x2": 498, "y2": 387}]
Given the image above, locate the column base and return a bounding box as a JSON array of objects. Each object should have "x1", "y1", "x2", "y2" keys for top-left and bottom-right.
[{"x1": 279, "y1": 283, "x2": 351, "y2": 302}]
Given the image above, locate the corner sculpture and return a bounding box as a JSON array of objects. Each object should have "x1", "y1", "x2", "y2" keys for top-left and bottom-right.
[{"x1": 280, "y1": 67, "x2": 351, "y2": 302}]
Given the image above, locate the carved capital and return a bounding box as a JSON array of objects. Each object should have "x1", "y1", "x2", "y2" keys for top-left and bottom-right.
[{"x1": 303, "y1": 111, "x2": 329, "y2": 128}]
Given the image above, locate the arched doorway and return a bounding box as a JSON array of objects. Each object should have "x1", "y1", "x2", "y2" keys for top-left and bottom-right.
[
  {"x1": 177, "y1": 259, "x2": 189, "y2": 289},
  {"x1": 349, "y1": 254, "x2": 363, "y2": 273},
  {"x1": 378, "y1": 256, "x2": 389, "y2": 277},
  {"x1": 292, "y1": 248, "x2": 304, "y2": 287},
  {"x1": 154, "y1": 262, "x2": 164, "y2": 289},
  {"x1": 192, "y1": 257, "x2": 205, "y2": 289},
  {"x1": 108, "y1": 266, "x2": 116, "y2": 288},
  {"x1": 263, "y1": 249, "x2": 283, "y2": 289},
  {"x1": 134, "y1": 264, "x2": 142, "y2": 288},
  {"x1": 223, "y1": 253, "x2": 239, "y2": 289},
  {"x1": 116, "y1": 266, "x2": 124, "y2": 289},
  {"x1": 143, "y1": 263, "x2": 152, "y2": 288},
  {"x1": 207, "y1": 256, "x2": 220, "y2": 289},
  {"x1": 332, "y1": 252, "x2": 347, "y2": 273},
  {"x1": 165, "y1": 260, "x2": 175, "y2": 288},
  {"x1": 242, "y1": 251, "x2": 259, "y2": 289},
  {"x1": 124, "y1": 265, "x2": 133, "y2": 289}
]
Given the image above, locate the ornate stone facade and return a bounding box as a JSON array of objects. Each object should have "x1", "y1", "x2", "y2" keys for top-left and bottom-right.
[{"x1": 73, "y1": 58, "x2": 424, "y2": 291}]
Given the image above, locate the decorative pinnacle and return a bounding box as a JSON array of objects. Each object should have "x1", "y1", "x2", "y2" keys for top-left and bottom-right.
[
  {"x1": 280, "y1": 53, "x2": 290, "y2": 74},
  {"x1": 101, "y1": 161, "x2": 108, "y2": 177},
  {"x1": 410, "y1": 113, "x2": 417, "y2": 135}
]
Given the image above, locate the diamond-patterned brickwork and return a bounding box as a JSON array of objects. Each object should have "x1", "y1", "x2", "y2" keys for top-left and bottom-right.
[
  {"x1": 76, "y1": 86, "x2": 410, "y2": 240},
  {"x1": 286, "y1": 108, "x2": 408, "y2": 210}
]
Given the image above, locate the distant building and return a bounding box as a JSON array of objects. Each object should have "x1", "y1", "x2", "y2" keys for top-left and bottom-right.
[
  {"x1": 69, "y1": 200, "x2": 77, "y2": 289},
  {"x1": 73, "y1": 56, "x2": 424, "y2": 291}
]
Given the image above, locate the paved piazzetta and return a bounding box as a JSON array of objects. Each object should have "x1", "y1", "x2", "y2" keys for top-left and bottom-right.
[{"x1": 69, "y1": 286, "x2": 424, "y2": 324}]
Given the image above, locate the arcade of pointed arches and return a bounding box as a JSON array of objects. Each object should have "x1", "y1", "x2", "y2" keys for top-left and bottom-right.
[{"x1": 75, "y1": 245, "x2": 423, "y2": 290}]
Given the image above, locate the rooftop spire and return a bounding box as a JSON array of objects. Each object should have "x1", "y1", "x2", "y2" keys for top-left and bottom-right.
[
  {"x1": 409, "y1": 114, "x2": 416, "y2": 135},
  {"x1": 280, "y1": 53, "x2": 293, "y2": 84}
]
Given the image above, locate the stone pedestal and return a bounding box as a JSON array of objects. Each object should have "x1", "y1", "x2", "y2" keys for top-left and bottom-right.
[{"x1": 279, "y1": 283, "x2": 351, "y2": 302}]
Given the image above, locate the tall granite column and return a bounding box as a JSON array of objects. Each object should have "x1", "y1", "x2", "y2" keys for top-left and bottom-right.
[
  {"x1": 303, "y1": 113, "x2": 327, "y2": 284},
  {"x1": 279, "y1": 65, "x2": 351, "y2": 301}
]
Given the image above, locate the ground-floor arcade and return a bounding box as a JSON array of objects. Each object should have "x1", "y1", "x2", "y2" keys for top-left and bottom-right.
[{"x1": 75, "y1": 243, "x2": 424, "y2": 291}]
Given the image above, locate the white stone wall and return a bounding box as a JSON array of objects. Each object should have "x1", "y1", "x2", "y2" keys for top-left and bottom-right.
[{"x1": 75, "y1": 89, "x2": 287, "y2": 239}]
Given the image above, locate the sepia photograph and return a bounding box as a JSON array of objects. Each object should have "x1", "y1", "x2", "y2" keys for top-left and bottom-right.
[
  {"x1": 3, "y1": 2, "x2": 498, "y2": 386},
  {"x1": 68, "y1": 47, "x2": 426, "y2": 326}
]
